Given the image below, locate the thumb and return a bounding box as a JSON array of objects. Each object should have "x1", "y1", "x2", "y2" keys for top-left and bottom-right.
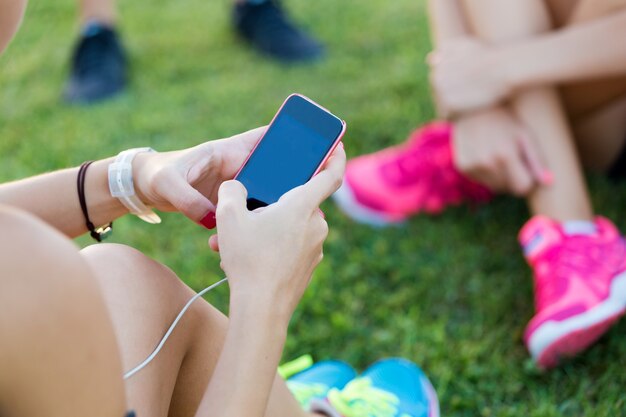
[
  {"x1": 208, "y1": 234, "x2": 220, "y2": 252},
  {"x1": 157, "y1": 173, "x2": 215, "y2": 222},
  {"x1": 216, "y1": 180, "x2": 248, "y2": 224}
]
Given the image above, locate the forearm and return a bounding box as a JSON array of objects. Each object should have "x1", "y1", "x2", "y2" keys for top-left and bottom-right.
[
  {"x1": 0, "y1": 158, "x2": 127, "y2": 238},
  {"x1": 196, "y1": 297, "x2": 290, "y2": 417},
  {"x1": 503, "y1": 11, "x2": 626, "y2": 89},
  {"x1": 428, "y1": 0, "x2": 469, "y2": 46}
]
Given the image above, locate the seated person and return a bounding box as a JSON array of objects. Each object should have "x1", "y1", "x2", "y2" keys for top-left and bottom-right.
[{"x1": 335, "y1": 0, "x2": 626, "y2": 368}]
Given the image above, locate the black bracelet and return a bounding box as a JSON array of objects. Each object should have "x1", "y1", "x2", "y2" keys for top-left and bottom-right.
[{"x1": 77, "y1": 161, "x2": 113, "y2": 242}]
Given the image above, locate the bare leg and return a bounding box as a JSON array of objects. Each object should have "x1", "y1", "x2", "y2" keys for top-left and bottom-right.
[
  {"x1": 549, "y1": 0, "x2": 626, "y2": 171},
  {"x1": 462, "y1": 0, "x2": 594, "y2": 222},
  {"x1": 79, "y1": 0, "x2": 116, "y2": 26},
  {"x1": 573, "y1": 97, "x2": 626, "y2": 171},
  {"x1": 0, "y1": 207, "x2": 126, "y2": 416},
  {"x1": 81, "y1": 243, "x2": 313, "y2": 417}
]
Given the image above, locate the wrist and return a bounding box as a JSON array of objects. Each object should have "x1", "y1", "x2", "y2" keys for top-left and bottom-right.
[
  {"x1": 109, "y1": 148, "x2": 161, "y2": 224},
  {"x1": 132, "y1": 151, "x2": 151, "y2": 205},
  {"x1": 229, "y1": 288, "x2": 294, "y2": 327},
  {"x1": 498, "y1": 44, "x2": 530, "y2": 93}
]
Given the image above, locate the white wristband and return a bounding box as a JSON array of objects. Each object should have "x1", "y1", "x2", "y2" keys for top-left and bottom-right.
[{"x1": 108, "y1": 148, "x2": 161, "y2": 224}]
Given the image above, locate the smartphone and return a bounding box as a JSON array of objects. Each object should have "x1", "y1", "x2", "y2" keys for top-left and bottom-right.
[{"x1": 235, "y1": 94, "x2": 346, "y2": 210}]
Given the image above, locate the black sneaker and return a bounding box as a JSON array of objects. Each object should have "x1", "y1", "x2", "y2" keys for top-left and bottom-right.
[
  {"x1": 64, "y1": 23, "x2": 128, "y2": 104},
  {"x1": 233, "y1": 0, "x2": 324, "y2": 63}
]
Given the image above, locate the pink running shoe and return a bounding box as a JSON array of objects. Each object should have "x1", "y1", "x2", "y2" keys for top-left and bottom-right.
[
  {"x1": 333, "y1": 122, "x2": 492, "y2": 226},
  {"x1": 520, "y1": 216, "x2": 626, "y2": 368}
]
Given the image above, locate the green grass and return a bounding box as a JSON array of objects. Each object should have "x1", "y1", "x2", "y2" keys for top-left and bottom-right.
[{"x1": 2, "y1": 0, "x2": 626, "y2": 415}]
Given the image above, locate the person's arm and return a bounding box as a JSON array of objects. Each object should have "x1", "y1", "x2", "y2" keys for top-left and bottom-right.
[
  {"x1": 0, "y1": 160, "x2": 127, "y2": 238},
  {"x1": 0, "y1": 128, "x2": 264, "y2": 238},
  {"x1": 426, "y1": 0, "x2": 547, "y2": 195},
  {"x1": 502, "y1": 10, "x2": 626, "y2": 90},
  {"x1": 428, "y1": 0, "x2": 468, "y2": 46},
  {"x1": 195, "y1": 147, "x2": 345, "y2": 417},
  {"x1": 431, "y1": 10, "x2": 626, "y2": 114}
]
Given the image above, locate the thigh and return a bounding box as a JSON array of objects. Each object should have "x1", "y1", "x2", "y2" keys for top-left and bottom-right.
[
  {"x1": 81, "y1": 244, "x2": 309, "y2": 417},
  {"x1": 81, "y1": 244, "x2": 223, "y2": 417},
  {"x1": 545, "y1": 0, "x2": 579, "y2": 27},
  {"x1": 560, "y1": 0, "x2": 626, "y2": 118},
  {"x1": 0, "y1": 207, "x2": 127, "y2": 417},
  {"x1": 573, "y1": 95, "x2": 626, "y2": 171},
  {"x1": 562, "y1": 80, "x2": 626, "y2": 120}
]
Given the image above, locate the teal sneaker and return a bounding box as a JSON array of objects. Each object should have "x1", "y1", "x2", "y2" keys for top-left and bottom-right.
[
  {"x1": 287, "y1": 360, "x2": 357, "y2": 410},
  {"x1": 311, "y1": 358, "x2": 439, "y2": 417}
]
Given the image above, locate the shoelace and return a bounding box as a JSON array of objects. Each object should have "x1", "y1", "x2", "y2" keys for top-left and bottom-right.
[
  {"x1": 327, "y1": 377, "x2": 411, "y2": 417},
  {"x1": 287, "y1": 381, "x2": 329, "y2": 407},
  {"x1": 278, "y1": 354, "x2": 314, "y2": 379}
]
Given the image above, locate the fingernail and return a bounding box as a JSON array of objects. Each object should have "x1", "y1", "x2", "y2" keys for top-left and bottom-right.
[
  {"x1": 317, "y1": 208, "x2": 325, "y2": 219},
  {"x1": 199, "y1": 211, "x2": 216, "y2": 229},
  {"x1": 542, "y1": 170, "x2": 554, "y2": 186}
]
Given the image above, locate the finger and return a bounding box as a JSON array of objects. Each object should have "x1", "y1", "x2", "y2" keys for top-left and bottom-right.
[
  {"x1": 228, "y1": 126, "x2": 267, "y2": 150},
  {"x1": 208, "y1": 234, "x2": 219, "y2": 252},
  {"x1": 471, "y1": 166, "x2": 504, "y2": 192},
  {"x1": 209, "y1": 126, "x2": 268, "y2": 156},
  {"x1": 502, "y1": 153, "x2": 534, "y2": 197},
  {"x1": 285, "y1": 144, "x2": 347, "y2": 209},
  {"x1": 426, "y1": 51, "x2": 441, "y2": 66},
  {"x1": 157, "y1": 173, "x2": 215, "y2": 222},
  {"x1": 518, "y1": 132, "x2": 550, "y2": 186},
  {"x1": 199, "y1": 211, "x2": 216, "y2": 230},
  {"x1": 216, "y1": 180, "x2": 248, "y2": 223}
]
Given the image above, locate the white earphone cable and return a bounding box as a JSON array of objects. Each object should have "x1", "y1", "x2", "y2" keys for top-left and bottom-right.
[{"x1": 123, "y1": 277, "x2": 228, "y2": 380}]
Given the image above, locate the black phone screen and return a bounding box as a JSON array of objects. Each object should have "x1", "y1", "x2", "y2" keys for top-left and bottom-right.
[{"x1": 236, "y1": 95, "x2": 344, "y2": 210}]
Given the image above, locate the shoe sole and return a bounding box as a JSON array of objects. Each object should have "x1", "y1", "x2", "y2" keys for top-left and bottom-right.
[
  {"x1": 332, "y1": 181, "x2": 404, "y2": 227},
  {"x1": 423, "y1": 372, "x2": 440, "y2": 417},
  {"x1": 528, "y1": 271, "x2": 626, "y2": 368}
]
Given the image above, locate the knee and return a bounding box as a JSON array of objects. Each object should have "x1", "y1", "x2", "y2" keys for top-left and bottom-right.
[
  {"x1": 81, "y1": 243, "x2": 226, "y2": 336},
  {"x1": 81, "y1": 243, "x2": 189, "y2": 297},
  {"x1": 81, "y1": 243, "x2": 198, "y2": 321},
  {"x1": 461, "y1": 0, "x2": 552, "y2": 42}
]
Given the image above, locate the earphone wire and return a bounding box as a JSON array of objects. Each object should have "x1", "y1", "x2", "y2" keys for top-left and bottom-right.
[{"x1": 123, "y1": 277, "x2": 228, "y2": 380}]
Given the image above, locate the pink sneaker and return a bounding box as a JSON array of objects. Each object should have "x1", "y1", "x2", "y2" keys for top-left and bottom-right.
[
  {"x1": 333, "y1": 122, "x2": 491, "y2": 226},
  {"x1": 520, "y1": 216, "x2": 626, "y2": 368}
]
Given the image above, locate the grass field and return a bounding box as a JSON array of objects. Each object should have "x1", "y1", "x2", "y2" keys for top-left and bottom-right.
[{"x1": 2, "y1": 0, "x2": 626, "y2": 415}]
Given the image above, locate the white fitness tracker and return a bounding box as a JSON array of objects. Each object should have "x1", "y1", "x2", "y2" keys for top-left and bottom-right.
[{"x1": 108, "y1": 147, "x2": 161, "y2": 224}]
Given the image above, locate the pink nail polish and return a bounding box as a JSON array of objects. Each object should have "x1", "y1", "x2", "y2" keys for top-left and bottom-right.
[
  {"x1": 199, "y1": 212, "x2": 216, "y2": 230},
  {"x1": 542, "y1": 170, "x2": 554, "y2": 186}
]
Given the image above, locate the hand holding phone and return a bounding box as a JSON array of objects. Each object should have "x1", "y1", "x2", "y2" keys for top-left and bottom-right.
[{"x1": 215, "y1": 145, "x2": 346, "y2": 315}]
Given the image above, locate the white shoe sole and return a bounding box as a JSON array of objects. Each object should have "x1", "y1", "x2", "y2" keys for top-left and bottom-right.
[
  {"x1": 528, "y1": 270, "x2": 626, "y2": 362},
  {"x1": 332, "y1": 181, "x2": 404, "y2": 227}
]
